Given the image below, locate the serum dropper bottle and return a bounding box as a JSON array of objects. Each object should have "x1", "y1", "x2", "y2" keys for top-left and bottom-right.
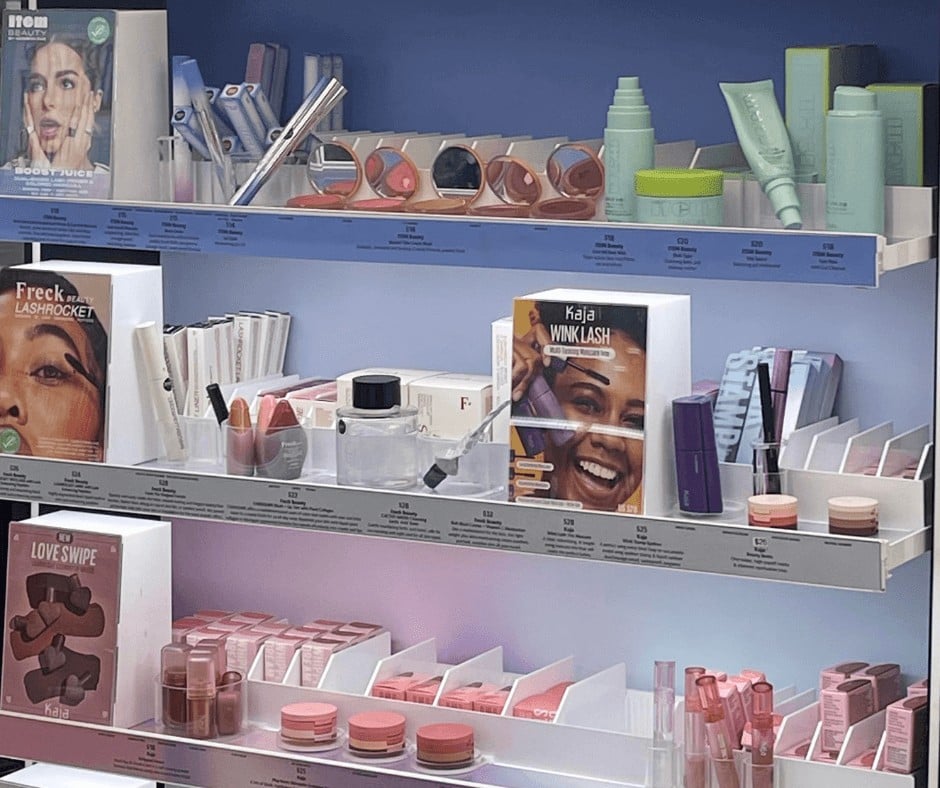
[{"x1": 603, "y1": 76, "x2": 655, "y2": 222}]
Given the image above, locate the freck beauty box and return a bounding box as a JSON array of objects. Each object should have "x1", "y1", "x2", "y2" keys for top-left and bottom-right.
[
  {"x1": 4, "y1": 260, "x2": 164, "y2": 465},
  {"x1": 785, "y1": 44, "x2": 880, "y2": 180},
  {"x1": 2, "y1": 510, "x2": 171, "y2": 727},
  {"x1": 867, "y1": 83, "x2": 939, "y2": 186},
  {"x1": 336, "y1": 368, "x2": 444, "y2": 408},
  {"x1": 0, "y1": 9, "x2": 167, "y2": 200},
  {"x1": 508, "y1": 288, "x2": 690, "y2": 516},
  {"x1": 411, "y1": 373, "x2": 493, "y2": 440}
]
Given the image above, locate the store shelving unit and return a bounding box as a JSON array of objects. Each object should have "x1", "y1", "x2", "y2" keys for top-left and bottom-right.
[{"x1": 0, "y1": 0, "x2": 937, "y2": 785}]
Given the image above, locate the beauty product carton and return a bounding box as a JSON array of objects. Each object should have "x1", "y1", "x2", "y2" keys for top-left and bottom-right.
[
  {"x1": 226, "y1": 629, "x2": 271, "y2": 677},
  {"x1": 411, "y1": 373, "x2": 493, "y2": 440},
  {"x1": 883, "y1": 695, "x2": 928, "y2": 773},
  {"x1": 3, "y1": 261, "x2": 164, "y2": 465},
  {"x1": 300, "y1": 632, "x2": 359, "y2": 688},
  {"x1": 509, "y1": 288, "x2": 690, "y2": 516},
  {"x1": 851, "y1": 663, "x2": 902, "y2": 710},
  {"x1": 820, "y1": 661, "x2": 870, "y2": 691},
  {"x1": 785, "y1": 44, "x2": 880, "y2": 181},
  {"x1": 263, "y1": 633, "x2": 310, "y2": 683},
  {"x1": 906, "y1": 678, "x2": 928, "y2": 697},
  {"x1": 336, "y1": 368, "x2": 444, "y2": 408},
  {"x1": 0, "y1": 9, "x2": 167, "y2": 200},
  {"x1": 867, "y1": 83, "x2": 939, "y2": 186},
  {"x1": 820, "y1": 678, "x2": 875, "y2": 754},
  {"x1": 171, "y1": 617, "x2": 207, "y2": 643},
  {"x1": 1, "y1": 510, "x2": 171, "y2": 727},
  {"x1": 491, "y1": 316, "x2": 514, "y2": 444}
]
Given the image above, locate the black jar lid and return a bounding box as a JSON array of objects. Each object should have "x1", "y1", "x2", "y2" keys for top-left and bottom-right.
[{"x1": 352, "y1": 374, "x2": 402, "y2": 409}]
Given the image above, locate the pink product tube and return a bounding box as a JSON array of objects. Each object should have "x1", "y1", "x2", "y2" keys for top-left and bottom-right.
[
  {"x1": 263, "y1": 634, "x2": 310, "y2": 683},
  {"x1": 371, "y1": 672, "x2": 432, "y2": 701},
  {"x1": 820, "y1": 679, "x2": 875, "y2": 755},
  {"x1": 705, "y1": 668, "x2": 729, "y2": 682},
  {"x1": 741, "y1": 713, "x2": 782, "y2": 749},
  {"x1": 820, "y1": 661, "x2": 869, "y2": 691},
  {"x1": 883, "y1": 696, "x2": 929, "y2": 774},
  {"x1": 697, "y1": 675, "x2": 741, "y2": 788},
  {"x1": 851, "y1": 663, "x2": 902, "y2": 710},
  {"x1": 683, "y1": 667, "x2": 708, "y2": 788},
  {"x1": 225, "y1": 630, "x2": 270, "y2": 677},
  {"x1": 750, "y1": 681, "x2": 774, "y2": 788},
  {"x1": 907, "y1": 678, "x2": 928, "y2": 697},
  {"x1": 728, "y1": 675, "x2": 754, "y2": 724}
]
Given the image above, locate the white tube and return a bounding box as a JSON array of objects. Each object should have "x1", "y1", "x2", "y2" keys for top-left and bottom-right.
[{"x1": 135, "y1": 322, "x2": 188, "y2": 462}]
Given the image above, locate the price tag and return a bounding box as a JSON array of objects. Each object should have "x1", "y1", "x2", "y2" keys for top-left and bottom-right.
[
  {"x1": 104, "y1": 207, "x2": 142, "y2": 246},
  {"x1": 146, "y1": 210, "x2": 200, "y2": 252},
  {"x1": 48, "y1": 467, "x2": 107, "y2": 507},
  {"x1": 582, "y1": 231, "x2": 635, "y2": 270},
  {"x1": 213, "y1": 212, "x2": 247, "y2": 249},
  {"x1": 663, "y1": 234, "x2": 703, "y2": 273},
  {"x1": 809, "y1": 240, "x2": 848, "y2": 273}
]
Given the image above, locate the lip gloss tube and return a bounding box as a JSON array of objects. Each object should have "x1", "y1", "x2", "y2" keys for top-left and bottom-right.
[
  {"x1": 684, "y1": 667, "x2": 708, "y2": 788},
  {"x1": 750, "y1": 682, "x2": 774, "y2": 788},
  {"x1": 648, "y1": 660, "x2": 677, "y2": 788},
  {"x1": 186, "y1": 650, "x2": 218, "y2": 739},
  {"x1": 697, "y1": 675, "x2": 741, "y2": 788}
]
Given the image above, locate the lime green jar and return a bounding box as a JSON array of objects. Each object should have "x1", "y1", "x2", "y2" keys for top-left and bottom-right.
[{"x1": 634, "y1": 168, "x2": 724, "y2": 226}]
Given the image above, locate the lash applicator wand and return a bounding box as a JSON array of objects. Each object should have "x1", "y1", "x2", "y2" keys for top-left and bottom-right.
[{"x1": 422, "y1": 400, "x2": 510, "y2": 489}]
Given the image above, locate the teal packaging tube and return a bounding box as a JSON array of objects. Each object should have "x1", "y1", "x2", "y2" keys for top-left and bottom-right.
[{"x1": 603, "y1": 76, "x2": 655, "y2": 222}]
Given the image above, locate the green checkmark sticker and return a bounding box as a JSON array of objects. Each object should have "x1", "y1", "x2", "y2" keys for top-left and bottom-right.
[{"x1": 0, "y1": 428, "x2": 21, "y2": 453}]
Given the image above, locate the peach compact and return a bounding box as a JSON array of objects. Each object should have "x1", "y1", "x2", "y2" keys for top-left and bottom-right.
[
  {"x1": 415, "y1": 722, "x2": 475, "y2": 769},
  {"x1": 828, "y1": 496, "x2": 879, "y2": 536},
  {"x1": 347, "y1": 710, "x2": 407, "y2": 756},
  {"x1": 279, "y1": 701, "x2": 338, "y2": 749},
  {"x1": 747, "y1": 493, "x2": 798, "y2": 529}
]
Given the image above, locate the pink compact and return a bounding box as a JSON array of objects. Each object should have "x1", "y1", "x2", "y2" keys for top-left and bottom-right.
[
  {"x1": 416, "y1": 722, "x2": 475, "y2": 768},
  {"x1": 279, "y1": 702, "x2": 338, "y2": 748},
  {"x1": 347, "y1": 710, "x2": 407, "y2": 756}
]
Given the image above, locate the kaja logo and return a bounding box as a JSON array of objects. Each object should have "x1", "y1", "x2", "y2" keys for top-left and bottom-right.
[{"x1": 7, "y1": 14, "x2": 48, "y2": 29}]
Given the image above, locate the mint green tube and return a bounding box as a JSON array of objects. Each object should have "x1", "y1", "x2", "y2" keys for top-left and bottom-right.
[{"x1": 719, "y1": 80, "x2": 803, "y2": 229}]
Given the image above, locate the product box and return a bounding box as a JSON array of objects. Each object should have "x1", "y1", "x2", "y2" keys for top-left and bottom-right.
[
  {"x1": 336, "y1": 368, "x2": 444, "y2": 407},
  {"x1": 2, "y1": 511, "x2": 171, "y2": 727},
  {"x1": 820, "y1": 678, "x2": 875, "y2": 754},
  {"x1": 508, "y1": 288, "x2": 690, "y2": 516},
  {"x1": 867, "y1": 83, "x2": 939, "y2": 186},
  {"x1": 883, "y1": 695, "x2": 928, "y2": 773},
  {"x1": 785, "y1": 44, "x2": 880, "y2": 180},
  {"x1": 491, "y1": 316, "x2": 513, "y2": 444},
  {"x1": 851, "y1": 662, "x2": 902, "y2": 710},
  {"x1": 0, "y1": 9, "x2": 167, "y2": 199},
  {"x1": 411, "y1": 373, "x2": 493, "y2": 440},
  {"x1": 3, "y1": 260, "x2": 164, "y2": 465}
]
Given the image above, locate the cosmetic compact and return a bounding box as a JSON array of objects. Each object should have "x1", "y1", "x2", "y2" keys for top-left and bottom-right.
[
  {"x1": 468, "y1": 155, "x2": 543, "y2": 217},
  {"x1": 347, "y1": 710, "x2": 407, "y2": 757},
  {"x1": 531, "y1": 143, "x2": 604, "y2": 221},
  {"x1": 346, "y1": 147, "x2": 420, "y2": 212},
  {"x1": 415, "y1": 722, "x2": 476, "y2": 769},
  {"x1": 286, "y1": 140, "x2": 362, "y2": 210},
  {"x1": 827, "y1": 496, "x2": 879, "y2": 536},
  {"x1": 405, "y1": 144, "x2": 485, "y2": 215},
  {"x1": 278, "y1": 701, "x2": 339, "y2": 750},
  {"x1": 747, "y1": 493, "x2": 798, "y2": 529}
]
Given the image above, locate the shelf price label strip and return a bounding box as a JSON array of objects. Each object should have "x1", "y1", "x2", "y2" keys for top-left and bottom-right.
[
  {"x1": 0, "y1": 456, "x2": 886, "y2": 590},
  {"x1": 0, "y1": 197, "x2": 879, "y2": 287}
]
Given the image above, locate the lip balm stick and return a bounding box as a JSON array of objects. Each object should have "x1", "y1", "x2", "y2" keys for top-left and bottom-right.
[
  {"x1": 647, "y1": 660, "x2": 677, "y2": 788},
  {"x1": 698, "y1": 675, "x2": 741, "y2": 788},
  {"x1": 684, "y1": 667, "x2": 708, "y2": 788},
  {"x1": 135, "y1": 322, "x2": 187, "y2": 462}
]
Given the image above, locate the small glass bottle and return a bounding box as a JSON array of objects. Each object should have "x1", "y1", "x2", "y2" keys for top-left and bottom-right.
[{"x1": 336, "y1": 375, "x2": 418, "y2": 489}]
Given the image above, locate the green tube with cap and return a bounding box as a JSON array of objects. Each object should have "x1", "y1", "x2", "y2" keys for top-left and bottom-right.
[
  {"x1": 719, "y1": 80, "x2": 803, "y2": 230},
  {"x1": 603, "y1": 76, "x2": 655, "y2": 222}
]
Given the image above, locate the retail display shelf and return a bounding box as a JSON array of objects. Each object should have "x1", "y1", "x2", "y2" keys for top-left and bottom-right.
[
  {"x1": 0, "y1": 195, "x2": 933, "y2": 286},
  {"x1": 0, "y1": 454, "x2": 928, "y2": 591}
]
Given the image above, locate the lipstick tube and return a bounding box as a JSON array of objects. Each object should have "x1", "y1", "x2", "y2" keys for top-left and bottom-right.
[
  {"x1": 647, "y1": 660, "x2": 676, "y2": 788},
  {"x1": 683, "y1": 667, "x2": 708, "y2": 788},
  {"x1": 697, "y1": 675, "x2": 740, "y2": 788},
  {"x1": 186, "y1": 650, "x2": 218, "y2": 739},
  {"x1": 750, "y1": 682, "x2": 774, "y2": 788}
]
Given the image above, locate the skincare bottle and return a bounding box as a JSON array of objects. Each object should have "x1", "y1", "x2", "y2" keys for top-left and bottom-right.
[
  {"x1": 604, "y1": 76, "x2": 655, "y2": 222},
  {"x1": 826, "y1": 86, "x2": 885, "y2": 234},
  {"x1": 336, "y1": 375, "x2": 418, "y2": 489}
]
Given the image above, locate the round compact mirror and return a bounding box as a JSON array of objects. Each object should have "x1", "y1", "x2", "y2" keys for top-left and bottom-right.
[
  {"x1": 364, "y1": 147, "x2": 419, "y2": 200},
  {"x1": 546, "y1": 144, "x2": 604, "y2": 199},
  {"x1": 483, "y1": 156, "x2": 541, "y2": 207},
  {"x1": 431, "y1": 145, "x2": 484, "y2": 200},
  {"x1": 306, "y1": 141, "x2": 362, "y2": 197}
]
